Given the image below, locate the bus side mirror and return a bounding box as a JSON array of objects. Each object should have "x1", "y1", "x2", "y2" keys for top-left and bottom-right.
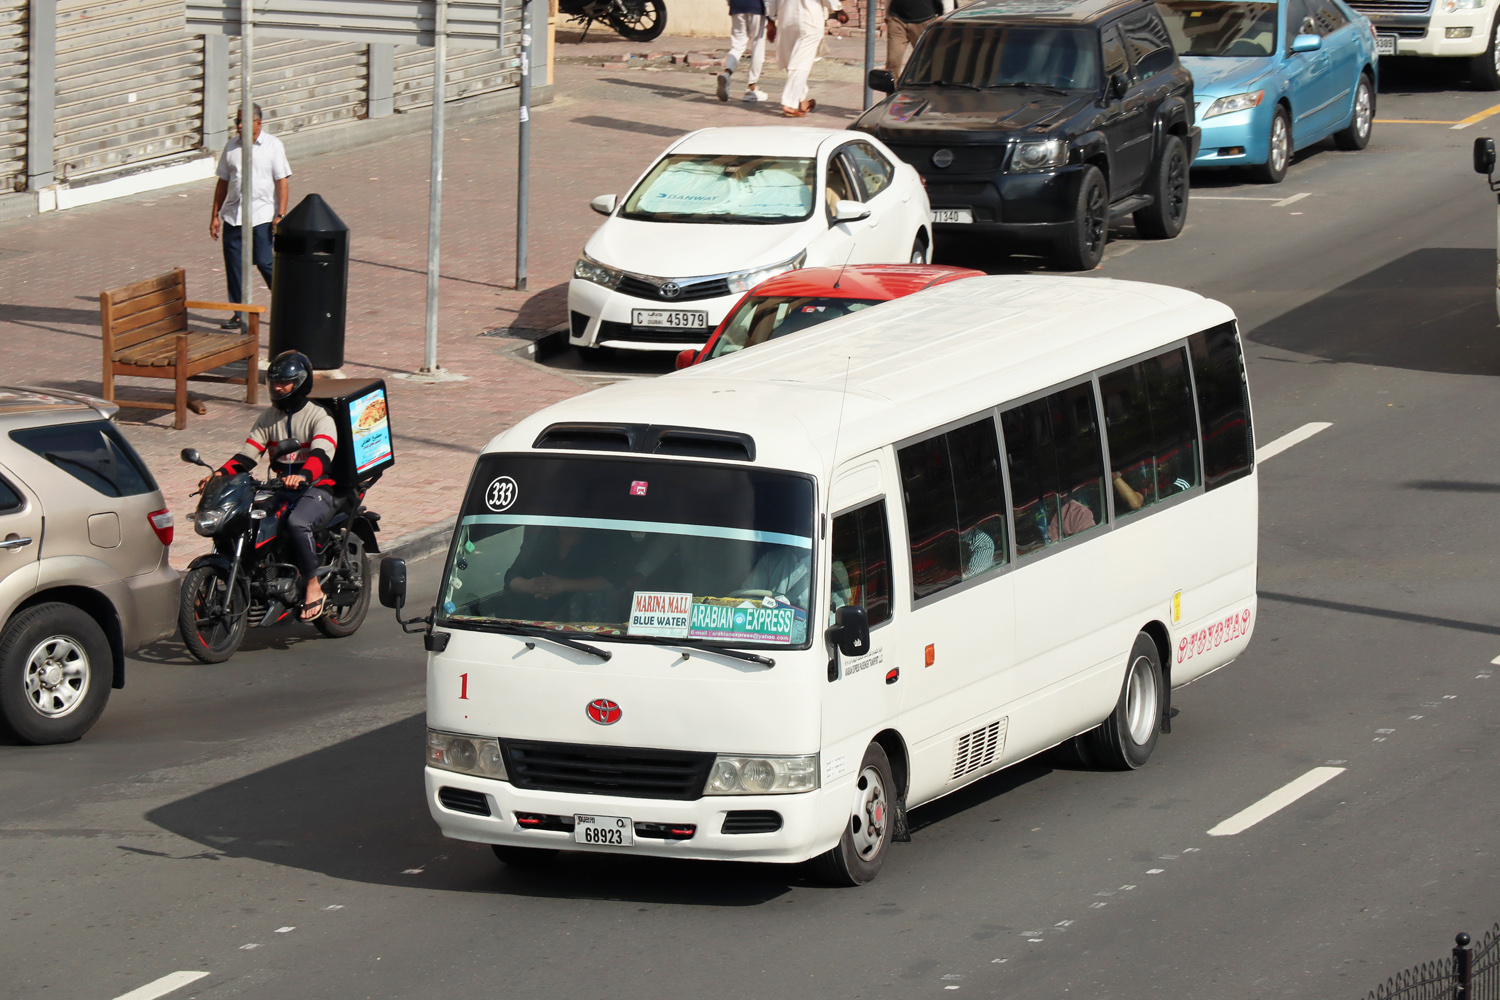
[
  {"x1": 868, "y1": 69, "x2": 895, "y2": 94},
  {"x1": 1476, "y1": 136, "x2": 1496, "y2": 175},
  {"x1": 379, "y1": 557, "x2": 407, "y2": 610},
  {"x1": 826, "y1": 604, "x2": 870, "y2": 658}
]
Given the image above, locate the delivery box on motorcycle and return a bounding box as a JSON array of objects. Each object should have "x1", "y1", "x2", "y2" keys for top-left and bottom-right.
[{"x1": 307, "y1": 378, "x2": 394, "y2": 492}]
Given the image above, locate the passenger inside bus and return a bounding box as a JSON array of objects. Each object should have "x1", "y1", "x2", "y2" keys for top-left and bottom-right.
[{"x1": 504, "y1": 526, "x2": 619, "y2": 621}]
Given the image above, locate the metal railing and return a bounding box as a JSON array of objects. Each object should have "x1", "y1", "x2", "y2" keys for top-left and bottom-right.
[{"x1": 1367, "y1": 925, "x2": 1500, "y2": 1000}]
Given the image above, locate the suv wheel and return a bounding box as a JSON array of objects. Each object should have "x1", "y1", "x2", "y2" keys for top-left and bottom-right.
[
  {"x1": 0, "y1": 603, "x2": 112, "y2": 745},
  {"x1": 1472, "y1": 15, "x2": 1500, "y2": 90},
  {"x1": 1133, "y1": 135, "x2": 1190, "y2": 240},
  {"x1": 1251, "y1": 106, "x2": 1291, "y2": 184},
  {"x1": 1052, "y1": 165, "x2": 1108, "y2": 271}
]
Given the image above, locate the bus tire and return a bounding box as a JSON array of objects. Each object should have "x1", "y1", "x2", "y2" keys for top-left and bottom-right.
[
  {"x1": 1085, "y1": 632, "x2": 1164, "y2": 770},
  {"x1": 812, "y1": 741, "x2": 895, "y2": 886},
  {"x1": 492, "y1": 844, "x2": 559, "y2": 868}
]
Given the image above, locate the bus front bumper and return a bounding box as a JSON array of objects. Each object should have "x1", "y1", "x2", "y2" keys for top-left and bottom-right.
[{"x1": 426, "y1": 767, "x2": 847, "y2": 864}]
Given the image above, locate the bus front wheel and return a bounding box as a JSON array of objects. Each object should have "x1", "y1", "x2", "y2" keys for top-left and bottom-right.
[
  {"x1": 813, "y1": 741, "x2": 895, "y2": 886},
  {"x1": 1084, "y1": 631, "x2": 1164, "y2": 770}
]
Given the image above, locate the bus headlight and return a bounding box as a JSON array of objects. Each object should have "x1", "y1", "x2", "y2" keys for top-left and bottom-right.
[
  {"x1": 703, "y1": 754, "x2": 819, "y2": 795},
  {"x1": 427, "y1": 729, "x2": 508, "y2": 780}
]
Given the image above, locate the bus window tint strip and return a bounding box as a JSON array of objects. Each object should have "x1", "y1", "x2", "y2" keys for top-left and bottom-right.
[
  {"x1": 1002, "y1": 383, "x2": 1107, "y2": 558},
  {"x1": 1188, "y1": 324, "x2": 1255, "y2": 489},
  {"x1": 831, "y1": 499, "x2": 893, "y2": 626},
  {"x1": 1100, "y1": 347, "x2": 1200, "y2": 518},
  {"x1": 897, "y1": 417, "x2": 1008, "y2": 601}
]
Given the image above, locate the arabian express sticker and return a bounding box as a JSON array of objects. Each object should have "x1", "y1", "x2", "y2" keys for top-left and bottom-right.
[{"x1": 628, "y1": 592, "x2": 804, "y2": 645}]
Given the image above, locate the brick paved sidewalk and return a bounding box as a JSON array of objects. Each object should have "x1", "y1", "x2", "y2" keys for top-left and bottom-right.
[{"x1": 0, "y1": 52, "x2": 868, "y2": 568}]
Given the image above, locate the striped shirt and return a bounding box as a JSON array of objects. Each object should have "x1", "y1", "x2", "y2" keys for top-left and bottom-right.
[{"x1": 223, "y1": 404, "x2": 338, "y2": 488}]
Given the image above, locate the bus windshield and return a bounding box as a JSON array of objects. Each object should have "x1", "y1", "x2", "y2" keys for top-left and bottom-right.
[{"x1": 438, "y1": 455, "x2": 816, "y2": 648}]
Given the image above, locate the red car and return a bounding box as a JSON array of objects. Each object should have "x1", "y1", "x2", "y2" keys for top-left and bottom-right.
[{"x1": 675, "y1": 263, "x2": 985, "y2": 369}]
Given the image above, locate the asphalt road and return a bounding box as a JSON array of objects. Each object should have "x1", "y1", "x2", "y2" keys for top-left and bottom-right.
[{"x1": 6, "y1": 62, "x2": 1500, "y2": 1000}]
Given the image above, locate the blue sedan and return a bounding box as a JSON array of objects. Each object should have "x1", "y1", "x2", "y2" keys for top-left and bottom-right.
[{"x1": 1159, "y1": 0, "x2": 1379, "y2": 183}]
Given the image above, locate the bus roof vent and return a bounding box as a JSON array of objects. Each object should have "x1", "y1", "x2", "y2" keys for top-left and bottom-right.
[
  {"x1": 533, "y1": 422, "x2": 643, "y2": 452},
  {"x1": 646, "y1": 426, "x2": 756, "y2": 463}
]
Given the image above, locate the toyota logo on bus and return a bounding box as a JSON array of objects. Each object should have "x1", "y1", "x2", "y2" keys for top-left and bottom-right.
[
  {"x1": 658, "y1": 281, "x2": 682, "y2": 299},
  {"x1": 587, "y1": 699, "x2": 622, "y2": 725}
]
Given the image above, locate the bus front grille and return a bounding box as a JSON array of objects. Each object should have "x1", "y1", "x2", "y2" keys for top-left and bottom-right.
[{"x1": 501, "y1": 740, "x2": 716, "y2": 800}]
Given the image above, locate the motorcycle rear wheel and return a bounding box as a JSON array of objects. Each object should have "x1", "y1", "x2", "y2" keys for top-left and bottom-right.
[
  {"x1": 608, "y1": 0, "x2": 666, "y2": 41},
  {"x1": 315, "y1": 552, "x2": 370, "y2": 639},
  {"x1": 179, "y1": 565, "x2": 249, "y2": 664}
]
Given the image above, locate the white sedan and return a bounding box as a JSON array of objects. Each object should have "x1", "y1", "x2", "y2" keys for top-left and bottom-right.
[{"x1": 568, "y1": 126, "x2": 933, "y2": 356}]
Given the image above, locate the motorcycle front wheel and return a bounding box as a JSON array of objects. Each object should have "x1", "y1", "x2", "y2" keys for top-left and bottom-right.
[
  {"x1": 315, "y1": 549, "x2": 370, "y2": 639},
  {"x1": 608, "y1": 0, "x2": 666, "y2": 41},
  {"x1": 179, "y1": 565, "x2": 249, "y2": 664}
]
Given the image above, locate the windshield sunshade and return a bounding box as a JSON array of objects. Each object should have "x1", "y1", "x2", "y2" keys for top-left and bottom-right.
[
  {"x1": 441, "y1": 455, "x2": 817, "y2": 647},
  {"x1": 621, "y1": 154, "x2": 816, "y2": 224},
  {"x1": 903, "y1": 25, "x2": 1101, "y2": 92},
  {"x1": 1158, "y1": 1, "x2": 1278, "y2": 57}
]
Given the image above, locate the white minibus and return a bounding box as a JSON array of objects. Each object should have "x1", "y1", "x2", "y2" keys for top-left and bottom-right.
[{"x1": 378, "y1": 274, "x2": 1258, "y2": 886}]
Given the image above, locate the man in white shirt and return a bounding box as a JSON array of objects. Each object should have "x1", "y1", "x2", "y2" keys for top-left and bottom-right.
[
  {"x1": 209, "y1": 103, "x2": 292, "y2": 330},
  {"x1": 766, "y1": 0, "x2": 847, "y2": 117}
]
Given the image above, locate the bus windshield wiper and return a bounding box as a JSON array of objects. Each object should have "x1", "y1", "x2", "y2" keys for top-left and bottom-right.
[
  {"x1": 453, "y1": 620, "x2": 611, "y2": 661},
  {"x1": 618, "y1": 634, "x2": 775, "y2": 668}
]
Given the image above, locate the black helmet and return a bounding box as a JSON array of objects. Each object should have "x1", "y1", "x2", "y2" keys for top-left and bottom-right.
[{"x1": 267, "y1": 350, "x2": 313, "y2": 412}]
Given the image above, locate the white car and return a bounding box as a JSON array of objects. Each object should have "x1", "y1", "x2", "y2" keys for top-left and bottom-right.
[{"x1": 568, "y1": 126, "x2": 933, "y2": 356}]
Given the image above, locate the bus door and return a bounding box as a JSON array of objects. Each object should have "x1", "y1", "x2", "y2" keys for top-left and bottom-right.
[{"x1": 821, "y1": 455, "x2": 903, "y2": 786}]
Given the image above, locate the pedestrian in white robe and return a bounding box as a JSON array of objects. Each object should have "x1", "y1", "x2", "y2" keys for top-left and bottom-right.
[{"x1": 767, "y1": 0, "x2": 847, "y2": 117}]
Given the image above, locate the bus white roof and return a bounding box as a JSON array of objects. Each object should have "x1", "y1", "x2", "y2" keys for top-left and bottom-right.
[{"x1": 490, "y1": 275, "x2": 1236, "y2": 478}]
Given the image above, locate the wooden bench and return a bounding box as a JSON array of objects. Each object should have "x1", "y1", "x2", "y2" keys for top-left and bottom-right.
[{"x1": 100, "y1": 268, "x2": 265, "y2": 430}]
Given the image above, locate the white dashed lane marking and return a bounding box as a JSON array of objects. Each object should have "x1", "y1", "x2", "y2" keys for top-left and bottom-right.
[
  {"x1": 110, "y1": 971, "x2": 210, "y2": 1000},
  {"x1": 1256, "y1": 422, "x2": 1333, "y2": 463},
  {"x1": 1206, "y1": 766, "x2": 1346, "y2": 837}
]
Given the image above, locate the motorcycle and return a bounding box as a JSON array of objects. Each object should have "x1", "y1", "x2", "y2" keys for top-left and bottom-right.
[
  {"x1": 561, "y1": 0, "x2": 666, "y2": 42},
  {"x1": 176, "y1": 442, "x2": 382, "y2": 663}
]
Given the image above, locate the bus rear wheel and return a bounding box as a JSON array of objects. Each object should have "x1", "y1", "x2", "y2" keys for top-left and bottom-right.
[
  {"x1": 1082, "y1": 631, "x2": 1164, "y2": 770},
  {"x1": 813, "y1": 741, "x2": 895, "y2": 886}
]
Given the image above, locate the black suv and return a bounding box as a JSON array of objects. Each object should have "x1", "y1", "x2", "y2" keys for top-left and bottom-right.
[{"x1": 853, "y1": 0, "x2": 1200, "y2": 270}]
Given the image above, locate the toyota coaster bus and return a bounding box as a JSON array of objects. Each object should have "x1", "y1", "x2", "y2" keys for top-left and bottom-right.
[{"x1": 378, "y1": 274, "x2": 1259, "y2": 886}]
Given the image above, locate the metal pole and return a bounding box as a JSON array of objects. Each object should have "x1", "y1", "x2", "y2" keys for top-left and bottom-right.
[
  {"x1": 864, "y1": 0, "x2": 877, "y2": 109},
  {"x1": 239, "y1": 0, "x2": 254, "y2": 321},
  {"x1": 515, "y1": 0, "x2": 532, "y2": 292},
  {"x1": 1455, "y1": 933, "x2": 1473, "y2": 999},
  {"x1": 422, "y1": 0, "x2": 448, "y2": 373}
]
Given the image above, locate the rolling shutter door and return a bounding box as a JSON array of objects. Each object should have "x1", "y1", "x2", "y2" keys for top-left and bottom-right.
[
  {"x1": 391, "y1": 4, "x2": 522, "y2": 112},
  {"x1": 54, "y1": 0, "x2": 204, "y2": 182},
  {"x1": 0, "y1": 0, "x2": 25, "y2": 192},
  {"x1": 226, "y1": 37, "x2": 367, "y2": 138}
]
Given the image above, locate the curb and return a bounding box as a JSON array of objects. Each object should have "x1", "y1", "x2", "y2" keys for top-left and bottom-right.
[
  {"x1": 506, "y1": 322, "x2": 572, "y2": 363},
  {"x1": 382, "y1": 515, "x2": 457, "y2": 564}
]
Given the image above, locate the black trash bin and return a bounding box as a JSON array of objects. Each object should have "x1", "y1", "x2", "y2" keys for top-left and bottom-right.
[{"x1": 270, "y1": 193, "x2": 349, "y2": 370}]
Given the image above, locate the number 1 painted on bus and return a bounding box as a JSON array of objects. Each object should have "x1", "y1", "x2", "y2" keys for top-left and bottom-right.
[{"x1": 459, "y1": 673, "x2": 469, "y2": 700}]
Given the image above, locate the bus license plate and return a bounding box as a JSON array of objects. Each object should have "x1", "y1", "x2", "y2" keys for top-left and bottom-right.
[
  {"x1": 574, "y1": 814, "x2": 633, "y2": 847},
  {"x1": 1376, "y1": 34, "x2": 1397, "y2": 55},
  {"x1": 933, "y1": 209, "x2": 974, "y2": 224},
  {"x1": 632, "y1": 309, "x2": 707, "y2": 329}
]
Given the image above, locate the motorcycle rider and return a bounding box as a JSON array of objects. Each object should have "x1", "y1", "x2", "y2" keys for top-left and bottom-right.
[{"x1": 201, "y1": 350, "x2": 338, "y2": 621}]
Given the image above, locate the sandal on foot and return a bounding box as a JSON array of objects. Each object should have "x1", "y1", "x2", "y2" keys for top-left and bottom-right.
[
  {"x1": 300, "y1": 598, "x2": 325, "y2": 622},
  {"x1": 800, "y1": 99, "x2": 816, "y2": 113},
  {"x1": 782, "y1": 106, "x2": 807, "y2": 117}
]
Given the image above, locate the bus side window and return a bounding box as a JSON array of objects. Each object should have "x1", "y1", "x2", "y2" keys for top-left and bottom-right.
[
  {"x1": 897, "y1": 417, "x2": 1007, "y2": 600},
  {"x1": 1100, "y1": 346, "x2": 1200, "y2": 517},
  {"x1": 1188, "y1": 323, "x2": 1254, "y2": 488},
  {"x1": 1002, "y1": 382, "x2": 1107, "y2": 557},
  {"x1": 829, "y1": 499, "x2": 892, "y2": 626}
]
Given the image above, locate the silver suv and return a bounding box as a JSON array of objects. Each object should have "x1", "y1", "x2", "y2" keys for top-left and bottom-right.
[{"x1": 0, "y1": 388, "x2": 179, "y2": 744}]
